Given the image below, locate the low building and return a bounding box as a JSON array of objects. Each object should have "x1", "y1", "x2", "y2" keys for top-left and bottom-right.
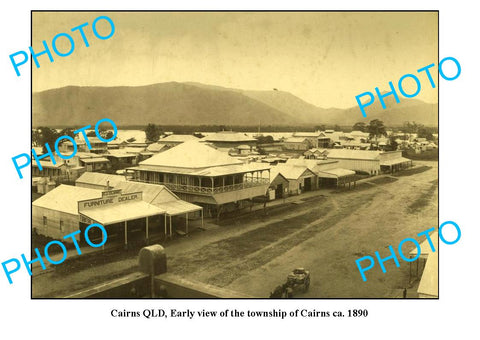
[
  {"x1": 292, "y1": 132, "x2": 321, "y2": 148},
  {"x1": 378, "y1": 151, "x2": 412, "y2": 173},
  {"x1": 270, "y1": 164, "x2": 317, "y2": 195},
  {"x1": 263, "y1": 172, "x2": 290, "y2": 200},
  {"x1": 317, "y1": 132, "x2": 331, "y2": 148},
  {"x1": 32, "y1": 160, "x2": 66, "y2": 179},
  {"x1": 104, "y1": 150, "x2": 138, "y2": 169},
  {"x1": 33, "y1": 185, "x2": 167, "y2": 247},
  {"x1": 326, "y1": 149, "x2": 381, "y2": 175},
  {"x1": 286, "y1": 158, "x2": 356, "y2": 189},
  {"x1": 326, "y1": 149, "x2": 411, "y2": 175},
  {"x1": 283, "y1": 137, "x2": 311, "y2": 151},
  {"x1": 304, "y1": 148, "x2": 328, "y2": 159},
  {"x1": 59, "y1": 136, "x2": 108, "y2": 154},
  {"x1": 80, "y1": 157, "x2": 110, "y2": 172}
]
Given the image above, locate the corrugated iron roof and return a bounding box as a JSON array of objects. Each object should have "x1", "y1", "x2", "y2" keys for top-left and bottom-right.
[
  {"x1": 317, "y1": 168, "x2": 356, "y2": 178},
  {"x1": 380, "y1": 157, "x2": 411, "y2": 166},
  {"x1": 270, "y1": 165, "x2": 316, "y2": 180},
  {"x1": 81, "y1": 201, "x2": 165, "y2": 225},
  {"x1": 33, "y1": 184, "x2": 102, "y2": 215},
  {"x1": 140, "y1": 141, "x2": 244, "y2": 169},
  {"x1": 327, "y1": 149, "x2": 381, "y2": 160},
  {"x1": 76, "y1": 172, "x2": 127, "y2": 188}
]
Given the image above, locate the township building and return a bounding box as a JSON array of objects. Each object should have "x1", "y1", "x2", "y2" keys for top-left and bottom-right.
[
  {"x1": 292, "y1": 132, "x2": 321, "y2": 148},
  {"x1": 325, "y1": 149, "x2": 412, "y2": 175},
  {"x1": 128, "y1": 141, "x2": 271, "y2": 217},
  {"x1": 33, "y1": 185, "x2": 164, "y2": 247},
  {"x1": 32, "y1": 179, "x2": 203, "y2": 247},
  {"x1": 202, "y1": 131, "x2": 257, "y2": 151},
  {"x1": 286, "y1": 158, "x2": 357, "y2": 189},
  {"x1": 304, "y1": 148, "x2": 328, "y2": 159},
  {"x1": 59, "y1": 136, "x2": 108, "y2": 154},
  {"x1": 75, "y1": 172, "x2": 127, "y2": 190},
  {"x1": 282, "y1": 137, "x2": 312, "y2": 151},
  {"x1": 269, "y1": 164, "x2": 317, "y2": 195}
]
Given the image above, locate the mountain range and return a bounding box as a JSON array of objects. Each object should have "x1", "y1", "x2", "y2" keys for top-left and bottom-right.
[{"x1": 32, "y1": 81, "x2": 438, "y2": 127}]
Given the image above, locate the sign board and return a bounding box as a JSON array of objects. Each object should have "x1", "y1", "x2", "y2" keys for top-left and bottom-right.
[
  {"x1": 78, "y1": 191, "x2": 143, "y2": 212},
  {"x1": 102, "y1": 189, "x2": 122, "y2": 198},
  {"x1": 79, "y1": 214, "x2": 94, "y2": 225}
]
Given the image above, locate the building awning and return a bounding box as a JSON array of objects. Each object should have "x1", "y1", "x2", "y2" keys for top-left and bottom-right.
[
  {"x1": 409, "y1": 231, "x2": 438, "y2": 260},
  {"x1": 160, "y1": 200, "x2": 202, "y2": 216},
  {"x1": 81, "y1": 157, "x2": 109, "y2": 164},
  {"x1": 317, "y1": 168, "x2": 356, "y2": 178},
  {"x1": 417, "y1": 251, "x2": 438, "y2": 298},
  {"x1": 80, "y1": 201, "x2": 165, "y2": 225},
  {"x1": 381, "y1": 157, "x2": 411, "y2": 166}
]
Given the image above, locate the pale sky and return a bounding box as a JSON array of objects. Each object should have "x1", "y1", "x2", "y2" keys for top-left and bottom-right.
[{"x1": 32, "y1": 11, "x2": 438, "y2": 109}]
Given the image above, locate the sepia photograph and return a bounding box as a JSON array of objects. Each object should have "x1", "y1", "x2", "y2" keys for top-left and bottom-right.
[{"x1": 30, "y1": 11, "x2": 439, "y2": 298}]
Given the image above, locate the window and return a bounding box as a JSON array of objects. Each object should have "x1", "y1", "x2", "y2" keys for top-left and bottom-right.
[
  {"x1": 60, "y1": 220, "x2": 64, "y2": 232},
  {"x1": 43, "y1": 216, "x2": 47, "y2": 228}
]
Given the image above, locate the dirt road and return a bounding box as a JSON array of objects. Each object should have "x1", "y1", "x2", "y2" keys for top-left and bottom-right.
[{"x1": 33, "y1": 162, "x2": 438, "y2": 298}]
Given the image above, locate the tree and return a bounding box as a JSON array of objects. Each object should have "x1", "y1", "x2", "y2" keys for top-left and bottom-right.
[
  {"x1": 256, "y1": 135, "x2": 274, "y2": 144},
  {"x1": 86, "y1": 130, "x2": 97, "y2": 137},
  {"x1": 37, "y1": 127, "x2": 59, "y2": 154},
  {"x1": 389, "y1": 136, "x2": 399, "y2": 151},
  {"x1": 32, "y1": 129, "x2": 41, "y2": 147},
  {"x1": 417, "y1": 126, "x2": 434, "y2": 141},
  {"x1": 314, "y1": 124, "x2": 326, "y2": 131},
  {"x1": 102, "y1": 131, "x2": 114, "y2": 140},
  {"x1": 333, "y1": 125, "x2": 341, "y2": 131},
  {"x1": 352, "y1": 122, "x2": 367, "y2": 132},
  {"x1": 59, "y1": 128, "x2": 75, "y2": 139},
  {"x1": 145, "y1": 123, "x2": 161, "y2": 142},
  {"x1": 367, "y1": 119, "x2": 387, "y2": 144}
]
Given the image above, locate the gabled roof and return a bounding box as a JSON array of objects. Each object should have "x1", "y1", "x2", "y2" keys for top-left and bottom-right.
[
  {"x1": 139, "y1": 141, "x2": 243, "y2": 169},
  {"x1": 270, "y1": 164, "x2": 316, "y2": 180},
  {"x1": 114, "y1": 182, "x2": 201, "y2": 215},
  {"x1": 33, "y1": 184, "x2": 102, "y2": 215},
  {"x1": 304, "y1": 148, "x2": 328, "y2": 155},
  {"x1": 114, "y1": 181, "x2": 178, "y2": 203},
  {"x1": 286, "y1": 158, "x2": 339, "y2": 173},
  {"x1": 76, "y1": 172, "x2": 127, "y2": 188},
  {"x1": 284, "y1": 137, "x2": 309, "y2": 143}
]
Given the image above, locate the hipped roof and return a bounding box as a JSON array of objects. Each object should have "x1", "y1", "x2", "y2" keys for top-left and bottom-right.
[{"x1": 139, "y1": 141, "x2": 244, "y2": 169}]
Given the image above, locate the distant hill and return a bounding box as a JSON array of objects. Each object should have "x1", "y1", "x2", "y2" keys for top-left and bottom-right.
[{"x1": 33, "y1": 82, "x2": 437, "y2": 127}]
